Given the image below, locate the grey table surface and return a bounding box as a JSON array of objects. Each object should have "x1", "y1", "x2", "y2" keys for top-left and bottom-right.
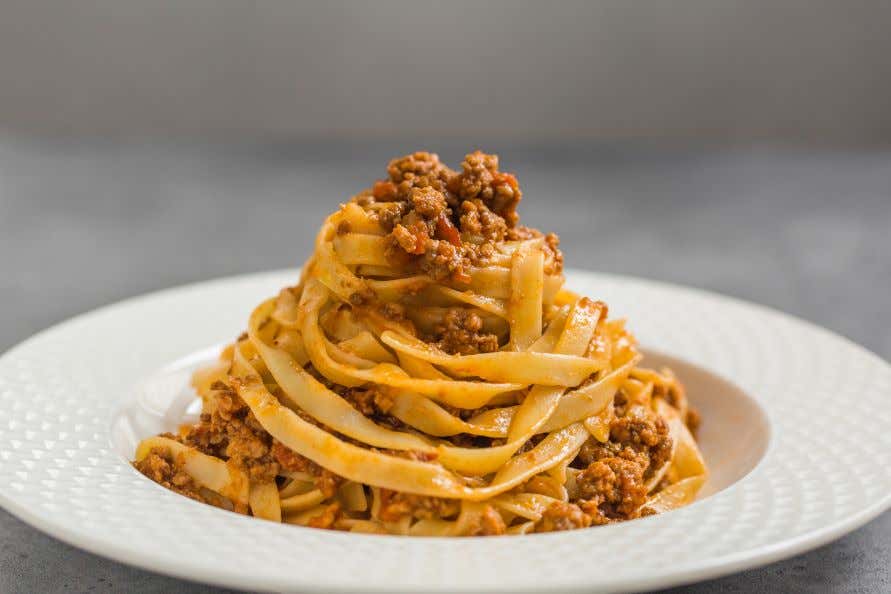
[{"x1": 0, "y1": 138, "x2": 889, "y2": 593}]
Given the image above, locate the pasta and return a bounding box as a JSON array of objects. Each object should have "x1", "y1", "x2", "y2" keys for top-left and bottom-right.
[{"x1": 134, "y1": 151, "x2": 707, "y2": 535}]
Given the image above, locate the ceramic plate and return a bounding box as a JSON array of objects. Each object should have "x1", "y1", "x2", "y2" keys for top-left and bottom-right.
[{"x1": 1, "y1": 269, "x2": 889, "y2": 593}]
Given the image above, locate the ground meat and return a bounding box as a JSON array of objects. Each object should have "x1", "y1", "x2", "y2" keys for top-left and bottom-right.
[
  {"x1": 575, "y1": 449, "x2": 650, "y2": 525},
  {"x1": 307, "y1": 502, "x2": 342, "y2": 529},
  {"x1": 420, "y1": 239, "x2": 469, "y2": 282},
  {"x1": 411, "y1": 186, "x2": 448, "y2": 219},
  {"x1": 391, "y1": 220, "x2": 430, "y2": 255},
  {"x1": 315, "y1": 471, "x2": 342, "y2": 499},
  {"x1": 384, "y1": 186, "x2": 459, "y2": 264},
  {"x1": 336, "y1": 220, "x2": 352, "y2": 235},
  {"x1": 372, "y1": 180, "x2": 398, "y2": 201},
  {"x1": 336, "y1": 378, "x2": 404, "y2": 429},
  {"x1": 272, "y1": 440, "x2": 318, "y2": 474},
  {"x1": 341, "y1": 386, "x2": 395, "y2": 417},
  {"x1": 569, "y1": 402, "x2": 674, "y2": 524},
  {"x1": 377, "y1": 489, "x2": 460, "y2": 522},
  {"x1": 447, "y1": 151, "x2": 521, "y2": 227},
  {"x1": 686, "y1": 406, "x2": 701, "y2": 436},
  {"x1": 534, "y1": 501, "x2": 592, "y2": 532},
  {"x1": 652, "y1": 379, "x2": 688, "y2": 422},
  {"x1": 134, "y1": 447, "x2": 209, "y2": 505},
  {"x1": 374, "y1": 201, "x2": 409, "y2": 231},
  {"x1": 504, "y1": 224, "x2": 539, "y2": 242},
  {"x1": 609, "y1": 413, "x2": 672, "y2": 477},
  {"x1": 374, "y1": 389, "x2": 396, "y2": 416},
  {"x1": 464, "y1": 240, "x2": 497, "y2": 266},
  {"x1": 359, "y1": 151, "x2": 527, "y2": 282},
  {"x1": 470, "y1": 505, "x2": 507, "y2": 536},
  {"x1": 543, "y1": 232, "x2": 564, "y2": 274},
  {"x1": 459, "y1": 199, "x2": 507, "y2": 244},
  {"x1": 429, "y1": 307, "x2": 500, "y2": 355},
  {"x1": 271, "y1": 441, "x2": 344, "y2": 498},
  {"x1": 182, "y1": 381, "x2": 279, "y2": 483},
  {"x1": 577, "y1": 407, "x2": 672, "y2": 478},
  {"x1": 386, "y1": 151, "x2": 455, "y2": 202}
]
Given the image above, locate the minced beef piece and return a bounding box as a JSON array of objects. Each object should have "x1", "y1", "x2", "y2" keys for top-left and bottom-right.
[
  {"x1": 307, "y1": 502, "x2": 342, "y2": 530},
  {"x1": 459, "y1": 199, "x2": 507, "y2": 244},
  {"x1": 384, "y1": 189, "x2": 464, "y2": 265},
  {"x1": 534, "y1": 501, "x2": 592, "y2": 532},
  {"x1": 686, "y1": 406, "x2": 702, "y2": 436},
  {"x1": 411, "y1": 186, "x2": 448, "y2": 219},
  {"x1": 464, "y1": 240, "x2": 497, "y2": 267},
  {"x1": 470, "y1": 505, "x2": 507, "y2": 536},
  {"x1": 505, "y1": 224, "x2": 539, "y2": 242},
  {"x1": 272, "y1": 440, "x2": 317, "y2": 473},
  {"x1": 271, "y1": 441, "x2": 344, "y2": 498},
  {"x1": 182, "y1": 381, "x2": 279, "y2": 483},
  {"x1": 420, "y1": 239, "x2": 469, "y2": 282},
  {"x1": 385, "y1": 151, "x2": 455, "y2": 202},
  {"x1": 374, "y1": 201, "x2": 409, "y2": 231},
  {"x1": 611, "y1": 390, "x2": 630, "y2": 418},
  {"x1": 391, "y1": 220, "x2": 429, "y2": 255},
  {"x1": 429, "y1": 307, "x2": 500, "y2": 355},
  {"x1": 315, "y1": 472, "x2": 342, "y2": 499},
  {"x1": 341, "y1": 386, "x2": 395, "y2": 417},
  {"x1": 652, "y1": 371, "x2": 683, "y2": 406},
  {"x1": 377, "y1": 489, "x2": 460, "y2": 522},
  {"x1": 447, "y1": 151, "x2": 521, "y2": 227},
  {"x1": 134, "y1": 446, "x2": 209, "y2": 505},
  {"x1": 577, "y1": 407, "x2": 672, "y2": 480},
  {"x1": 336, "y1": 220, "x2": 352, "y2": 235},
  {"x1": 610, "y1": 414, "x2": 672, "y2": 477},
  {"x1": 569, "y1": 402, "x2": 673, "y2": 524},
  {"x1": 576, "y1": 449, "x2": 650, "y2": 525},
  {"x1": 543, "y1": 232, "x2": 564, "y2": 274},
  {"x1": 336, "y1": 380, "x2": 405, "y2": 429}
]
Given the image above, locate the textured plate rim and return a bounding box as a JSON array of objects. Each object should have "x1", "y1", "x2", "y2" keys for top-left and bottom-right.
[{"x1": 0, "y1": 268, "x2": 889, "y2": 594}]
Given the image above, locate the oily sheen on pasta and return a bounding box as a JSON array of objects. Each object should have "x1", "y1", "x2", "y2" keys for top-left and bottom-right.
[{"x1": 134, "y1": 151, "x2": 707, "y2": 536}]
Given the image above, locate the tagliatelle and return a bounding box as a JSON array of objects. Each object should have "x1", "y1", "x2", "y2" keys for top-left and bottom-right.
[
  {"x1": 134, "y1": 436, "x2": 249, "y2": 507},
  {"x1": 133, "y1": 150, "x2": 707, "y2": 536},
  {"x1": 379, "y1": 330, "x2": 605, "y2": 386}
]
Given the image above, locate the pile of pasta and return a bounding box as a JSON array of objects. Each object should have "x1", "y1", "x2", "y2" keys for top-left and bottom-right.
[{"x1": 135, "y1": 162, "x2": 706, "y2": 536}]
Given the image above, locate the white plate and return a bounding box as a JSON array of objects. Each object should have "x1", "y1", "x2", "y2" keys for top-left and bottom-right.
[{"x1": 1, "y1": 269, "x2": 889, "y2": 593}]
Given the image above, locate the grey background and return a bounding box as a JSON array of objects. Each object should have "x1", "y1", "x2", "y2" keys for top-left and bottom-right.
[
  {"x1": 1, "y1": 0, "x2": 891, "y2": 144},
  {"x1": 0, "y1": 139, "x2": 889, "y2": 593},
  {"x1": 1, "y1": 0, "x2": 891, "y2": 592}
]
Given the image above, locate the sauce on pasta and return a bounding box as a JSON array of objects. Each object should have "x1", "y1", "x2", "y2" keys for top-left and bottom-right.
[{"x1": 133, "y1": 151, "x2": 707, "y2": 535}]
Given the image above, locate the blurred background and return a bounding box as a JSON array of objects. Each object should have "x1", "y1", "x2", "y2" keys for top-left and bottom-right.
[
  {"x1": 1, "y1": 2, "x2": 890, "y2": 593},
  {"x1": 1, "y1": 1, "x2": 890, "y2": 142}
]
